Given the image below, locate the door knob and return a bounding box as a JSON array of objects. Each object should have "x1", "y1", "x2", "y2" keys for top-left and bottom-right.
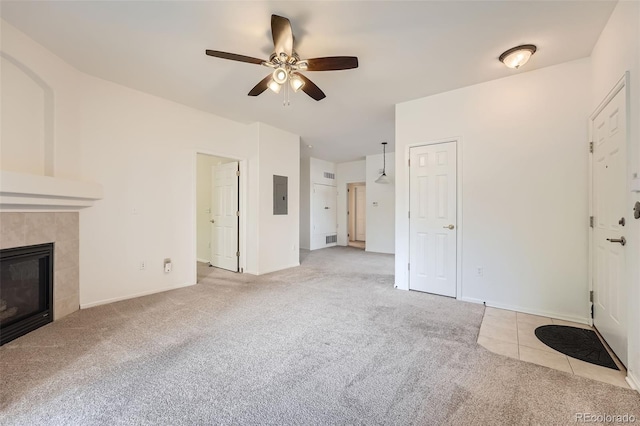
[
  {"x1": 443, "y1": 224, "x2": 455, "y2": 230},
  {"x1": 210, "y1": 219, "x2": 215, "y2": 223},
  {"x1": 607, "y1": 236, "x2": 626, "y2": 246}
]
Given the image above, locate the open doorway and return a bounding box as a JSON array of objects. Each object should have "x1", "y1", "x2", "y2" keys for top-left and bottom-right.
[
  {"x1": 347, "y1": 182, "x2": 366, "y2": 249},
  {"x1": 196, "y1": 153, "x2": 240, "y2": 279}
]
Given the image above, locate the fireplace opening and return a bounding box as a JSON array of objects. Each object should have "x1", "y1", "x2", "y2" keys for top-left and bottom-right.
[{"x1": 0, "y1": 243, "x2": 53, "y2": 346}]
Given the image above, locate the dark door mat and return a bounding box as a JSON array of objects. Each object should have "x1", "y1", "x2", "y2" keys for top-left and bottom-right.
[{"x1": 534, "y1": 325, "x2": 619, "y2": 370}]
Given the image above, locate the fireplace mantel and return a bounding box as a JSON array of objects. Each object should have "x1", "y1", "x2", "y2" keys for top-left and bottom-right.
[{"x1": 0, "y1": 170, "x2": 103, "y2": 210}]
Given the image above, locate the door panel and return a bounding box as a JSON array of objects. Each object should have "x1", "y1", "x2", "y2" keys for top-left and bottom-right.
[
  {"x1": 409, "y1": 142, "x2": 457, "y2": 297},
  {"x1": 592, "y1": 86, "x2": 627, "y2": 366},
  {"x1": 211, "y1": 162, "x2": 239, "y2": 272},
  {"x1": 313, "y1": 184, "x2": 337, "y2": 235}
]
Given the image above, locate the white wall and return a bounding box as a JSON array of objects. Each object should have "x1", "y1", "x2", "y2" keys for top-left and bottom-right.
[
  {"x1": 76, "y1": 74, "x2": 258, "y2": 306},
  {"x1": 366, "y1": 152, "x2": 395, "y2": 254},
  {"x1": 1, "y1": 20, "x2": 301, "y2": 308},
  {"x1": 196, "y1": 154, "x2": 235, "y2": 263},
  {"x1": 336, "y1": 160, "x2": 366, "y2": 246},
  {"x1": 299, "y1": 157, "x2": 311, "y2": 250},
  {"x1": 396, "y1": 59, "x2": 591, "y2": 323},
  {"x1": 256, "y1": 123, "x2": 300, "y2": 274},
  {"x1": 589, "y1": 0, "x2": 640, "y2": 389}
]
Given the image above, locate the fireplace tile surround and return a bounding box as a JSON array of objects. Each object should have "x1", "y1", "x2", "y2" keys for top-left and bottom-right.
[{"x1": 0, "y1": 212, "x2": 80, "y2": 320}]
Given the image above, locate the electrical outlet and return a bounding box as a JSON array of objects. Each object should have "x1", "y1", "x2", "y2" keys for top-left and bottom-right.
[
  {"x1": 476, "y1": 267, "x2": 484, "y2": 277},
  {"x1": 164, "y1": 258, "x2": 172, "y2": 273},
  {"x1": 139, "y1": 261, "x2": 146, "y2": 270}
]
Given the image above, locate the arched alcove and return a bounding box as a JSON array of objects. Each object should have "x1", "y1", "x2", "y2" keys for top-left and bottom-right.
[{"x1": 0, "y1": 52, "x2": 54, "y2": 176}]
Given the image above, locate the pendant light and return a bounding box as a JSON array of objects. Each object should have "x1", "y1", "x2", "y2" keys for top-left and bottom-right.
[{"x1": 375, "y1": 142, "x2": 390, "y2": 184}]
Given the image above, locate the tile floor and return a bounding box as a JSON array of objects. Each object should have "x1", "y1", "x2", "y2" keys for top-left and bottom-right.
[{"x1": 478, "y1": 307, "x2": 631, "y2": 389}]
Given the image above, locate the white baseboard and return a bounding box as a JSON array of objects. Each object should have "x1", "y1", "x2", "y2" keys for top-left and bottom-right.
[
  {"x1": 196, "y1": 258, "x2": 210, "y2": 264},
  {"x1": 80, "y1": 282, "x2": 195, "y2": 309},
  {"x1": 458, "y1": 298, "x2": 591, "y2": 325},
  {"x1": 458, "y1": 296, "x2": 485, "y2": 305},
  {"x1": 626, "y1": 371, "x2": 639, "y2": 393},
  {"x1": 257, "y1": 262, "x2": 300, "y2": 275}
]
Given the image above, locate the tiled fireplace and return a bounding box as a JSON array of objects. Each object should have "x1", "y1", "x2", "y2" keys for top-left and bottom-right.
[{"x1": 0, "y1": 212, "x2": 80, "y2": 322}]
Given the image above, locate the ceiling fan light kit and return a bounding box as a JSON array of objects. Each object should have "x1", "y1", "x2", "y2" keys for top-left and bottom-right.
[
  {"x1": 205, "y1": 14, "x2": 358, "y2": 103},
  {"x1": 499, "y1": 44, "x2": 537, "y2": 69},
  {"x1": 375, "y1": 142, "x2": 391, "y2": 184}
]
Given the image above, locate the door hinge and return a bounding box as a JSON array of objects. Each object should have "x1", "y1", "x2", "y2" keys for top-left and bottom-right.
[
  {"x1": 589, "y1": 290, "x2": 594, "y2": 303},
  {"x1": 408, "y1": 211, "x2": 410, "y2": 219},
  {"x1": 236, "y1": 170, "x2": 240, "y2": 177},
  {"x1": 408, "y1": 263, "x2": 410, "y2": 271},
  {"x1": 236, "y1": 211, "x2": 240, "y2": 217},
  {"x1": 589, "y1": 141, "x2": 594, "y2": 153},
  {"x1": 408, "y1": 159, "x2": 411, "y2": 167},
  {"x1": 589, "y1": 216, "x2": 594, "y2": 228},
  {"x1": 236, "y1": 251, "x2": 240, "y2": 257}
]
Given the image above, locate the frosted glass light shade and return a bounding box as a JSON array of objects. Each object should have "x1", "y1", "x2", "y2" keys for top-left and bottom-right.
[
  {"x1": 290, "y1": 74, "x2": 305, "y2": 92},
  {"x1": 272, "y1": 67, "x2": 288, "y2": 84},
  {"x1": 499, "y1": 45, "x2": 537, "y2": 69},
  {"x1": 268, "y1": 79, "x2": 282, "y2": 93}
]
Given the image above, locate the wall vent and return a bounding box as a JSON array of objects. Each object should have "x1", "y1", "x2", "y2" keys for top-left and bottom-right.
[
  {"x1": 323, "y1": 172, "x2": 335, "y2": 180},
  {"x1": 326, "y1": 235, "x2": 337, "y2": 244}
]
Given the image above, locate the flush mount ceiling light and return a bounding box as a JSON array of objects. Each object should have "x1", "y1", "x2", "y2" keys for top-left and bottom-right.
[
  {"x1": 375, "y1": 142, "x2": 390, "y2": 184},
  {"x1": 499, "y1": 44, "x2": 537, "y2": 69}
]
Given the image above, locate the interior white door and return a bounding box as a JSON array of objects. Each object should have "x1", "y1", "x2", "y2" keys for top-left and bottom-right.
[
  {"x1": 355, "y1": 185, "x2": 366, "y2": 241},
  {"x1": 592, "y1": 86, "x2": 627, "y2": 366},
  {"x1": 313, "y1": 183, "x2": 337, "y2": 234},
  {"x1": 409, "y1": 142, "x2": 457, "y2": 297},
  {"x1": 210, "y1": 161, "x2": 239, "y2": 272}
]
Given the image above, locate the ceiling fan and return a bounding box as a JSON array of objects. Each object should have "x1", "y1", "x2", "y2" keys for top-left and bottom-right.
[{"x1": 205, "y1": 14, "x2": 358, "y2": 101}]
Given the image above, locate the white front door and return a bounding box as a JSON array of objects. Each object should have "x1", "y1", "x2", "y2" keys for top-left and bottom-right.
[
  {"x1": 409, "y1": 142, "x2": 457, "y2": 297},
  {"x1": 592, "y1": 85, "x2": 627, "y2": 366},
  {"x1": 210, "y1": 162, "x2": 239, "y2": 272},
  {"x1": 355, "y1": 185, "x2": 366, "y2": 241}
]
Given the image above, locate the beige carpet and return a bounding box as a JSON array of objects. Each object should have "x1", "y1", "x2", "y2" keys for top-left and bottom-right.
[{"x1": 1, "y1": 246, "x2": 638, "y2": 425}]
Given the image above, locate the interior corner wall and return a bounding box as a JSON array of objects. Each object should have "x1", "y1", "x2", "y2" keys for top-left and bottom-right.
[
  {"x1": 300, "y1": 157, "x2": 311, "y2": 250},
  {"x1": 336, "y1": 160, "x2": 366, "y2": 246},
  {"x1": 76, "y1": 73, "x2": 258, "y2": 307},
  {"x1": 196, "y1": 154, "x2": 235, "y2": 263},
  {"x1": 256, "y1": 123, "x2": 300, "y2": 275},
  {"x1": 396, "y1": 58, "x2": 591, "y2": 323},
  {"x1": 365, "y1": 153, "x2": 395, "y2": 254},
  {"x1": 589, "y1": 0, "x2": 640, "y2": 388}
]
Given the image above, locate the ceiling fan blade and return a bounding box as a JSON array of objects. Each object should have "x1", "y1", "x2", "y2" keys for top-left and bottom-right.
[
  {"x1": 205, "y1": 50, "x2": 265, "y2": 65},
  {"x1": 305, "y1": 57, "x2": 359, "y2": 71},
  {"x1": 271, "y1": 14, "x2": 293, "y2": 57},
  {"x1": 298, "y1": 74, "x2": 326, "y2": 101},
  {"x1": 248, "y1": 74, "x2": 273, "y2": 97}
]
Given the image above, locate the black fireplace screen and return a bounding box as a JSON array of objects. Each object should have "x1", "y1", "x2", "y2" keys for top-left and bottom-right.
[{"x1": 0, "y1": 243, "x2": 53, "y2": 345}]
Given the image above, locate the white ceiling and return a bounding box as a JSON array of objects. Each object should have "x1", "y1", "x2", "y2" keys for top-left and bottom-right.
[{"x1": 1, "y1": 1, "x2": 615, "y2": 163}]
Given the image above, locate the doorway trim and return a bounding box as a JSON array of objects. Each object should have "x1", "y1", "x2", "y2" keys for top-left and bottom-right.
[
  {"x1": 403, "y1": 137, "x2": 463, "y2": 298},
  {"x1": 587, "y1": 72, "x2": 630, "y2": 365},
  {"x1": 347, "y1": 182, "x2": 366, "y2": 243},
  {"x1": 193, "y1": 150, "x2": 247, "y2": 282}
]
